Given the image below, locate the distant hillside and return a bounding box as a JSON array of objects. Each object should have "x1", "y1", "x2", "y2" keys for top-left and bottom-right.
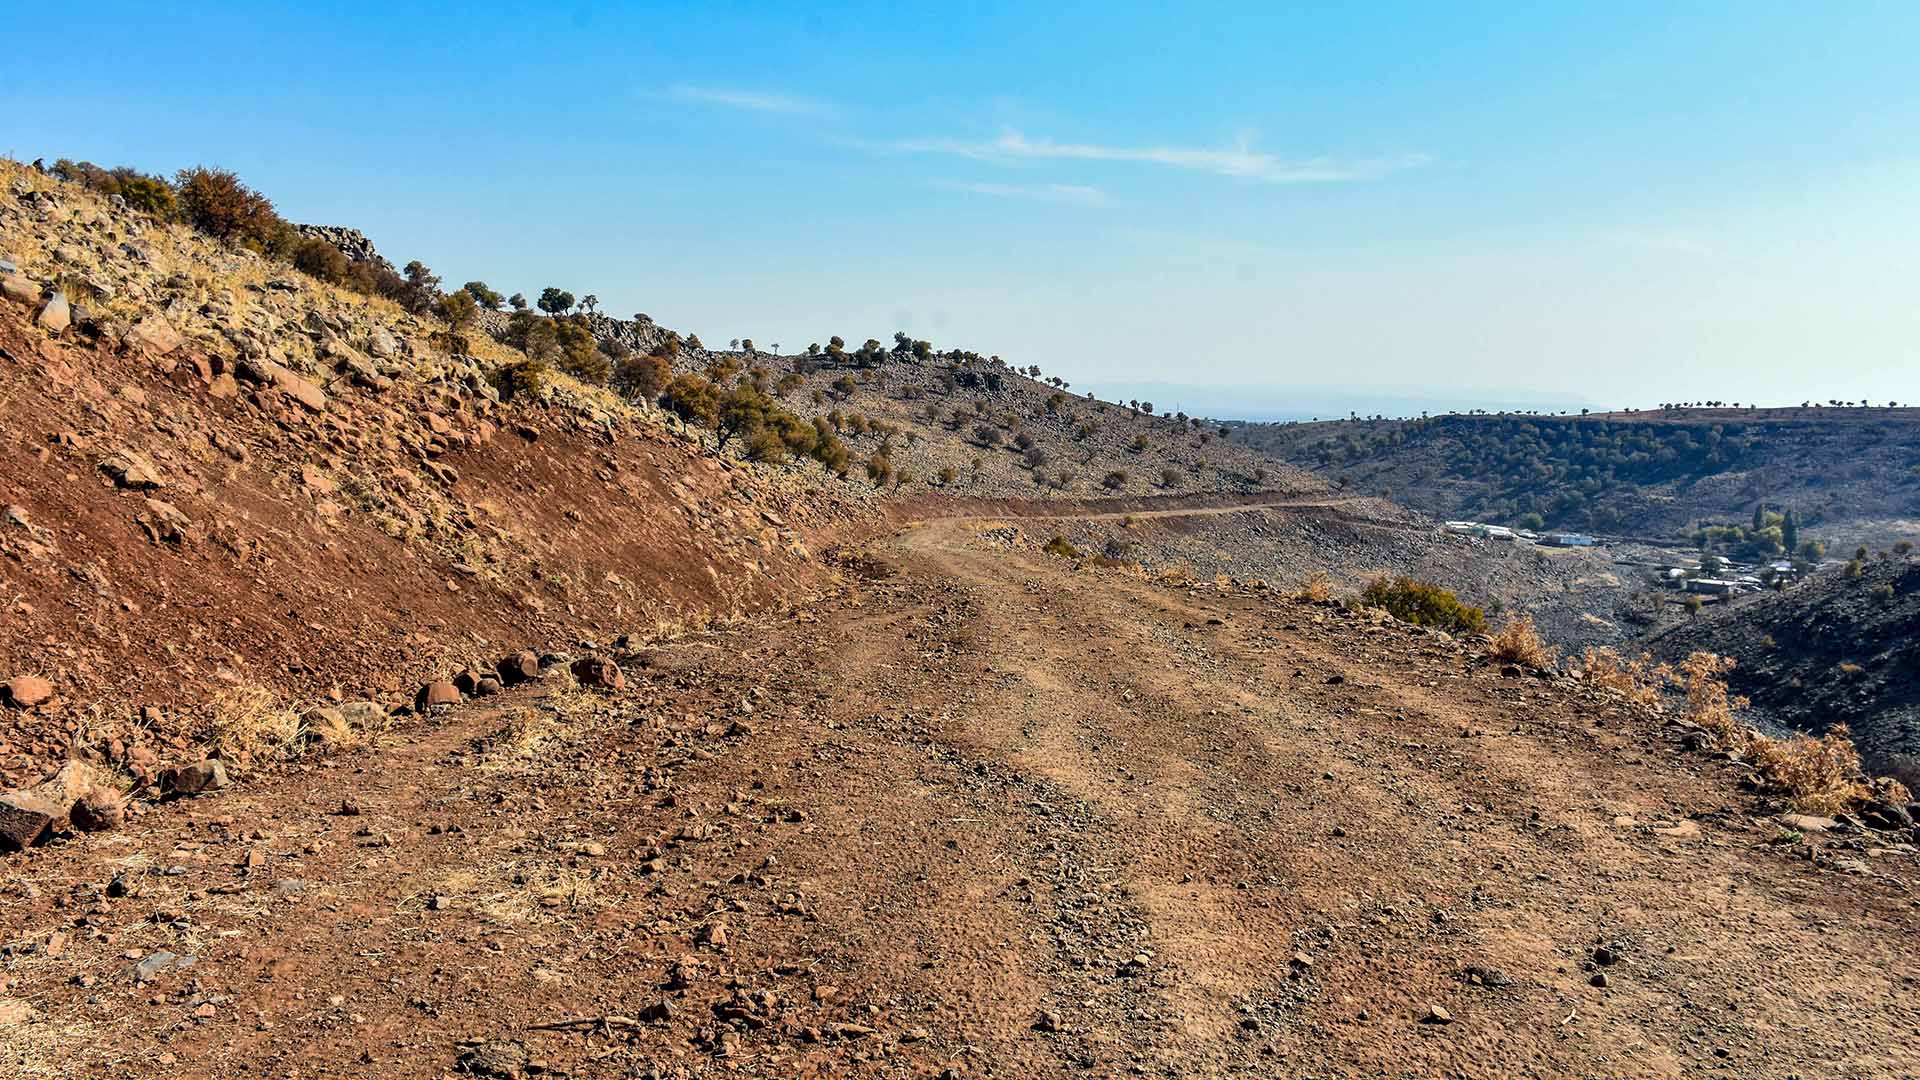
[
  {"x1": 657, "y1": 347, "x2": 1306, "y2": 500},
  {"x1": 1651, "y1": 552, "x2": 1920, "y2": 788},
  {"x1": 1231, "y1": 411, "x2": 1920, "y2": 546}
]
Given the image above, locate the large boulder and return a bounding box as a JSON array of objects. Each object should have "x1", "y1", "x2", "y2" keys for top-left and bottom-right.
[
  {"x1": 70, "y1": 789, "x2": 125, "y2": 833},
  {"x1": 0, "y1": 793, "x2": 59, "y2": 852},
  {"x1": 0, "y1": 760, "x2": 121, "y2": 849},
  {"x1": 99, "y1": 449, "x2": 163, "y2": 490},
  {"x1": 0, "y1": 275, "x2": 38, "y2": 306},
  {"x1": 237, "y1": 357, "x2": 328, "y2": 413}
]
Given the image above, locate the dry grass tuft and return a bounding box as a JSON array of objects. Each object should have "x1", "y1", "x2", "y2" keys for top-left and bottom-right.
[
  {"x1": 1488, "y1": 613, "x2": 1558, "y2": 669},
  {"x1": 1675, "y1": 652, "x2": 1747, "y2": 744},
  {"x1": 201, "y1": 684, "x2": 303, "y2": 764},
  {"x1": 195, "y1": 684, "x2": 391, "y2": 765},
  {"x1": 1293, "y1": 572, "x2": 1336, "y2": 603},
  {"x1": 1674, "y1": 651, "x2": 1873, "y2": 814},
  {"x1": 300, "y1": 708, "x2": 360, "y2": 751},
  {"x1": 1744, "y1": 729, "x2": 1871, "y2": 816},
  {"x1": 1577, "y1": 647, "x2": 1671, "y2": 709}
]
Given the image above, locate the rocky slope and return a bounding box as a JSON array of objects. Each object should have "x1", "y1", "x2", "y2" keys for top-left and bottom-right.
[
  {"x1": 0, "y1": 159, "x2": 875, "y2": 802},
  {"x1": 707, "y1": 351, "x2": 1302, "y2": 499},
  {"x1": 1233, "y1": 411, "x2": 1920, "y2": 547}
]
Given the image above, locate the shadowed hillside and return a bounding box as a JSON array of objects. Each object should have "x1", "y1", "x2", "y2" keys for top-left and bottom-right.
[{"x1": 1232, "y1": 411, "x2": 1920, "y2": 547}]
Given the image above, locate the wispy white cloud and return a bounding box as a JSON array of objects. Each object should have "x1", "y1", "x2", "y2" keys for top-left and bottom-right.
[
  {"x1": 892, "y1": 128, "x2": 1427, "y2": 183},
  {"x1": 928, "y1": 179, "x2": 1113, "y2": 207},
  {"x1": 663, "y1": 84, "x2": 829, "y2": 116}
]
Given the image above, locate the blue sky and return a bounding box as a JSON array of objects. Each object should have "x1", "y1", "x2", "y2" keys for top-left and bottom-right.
[{"x1": 7, "y1": 2, "x2": 1919, "y2": 416}]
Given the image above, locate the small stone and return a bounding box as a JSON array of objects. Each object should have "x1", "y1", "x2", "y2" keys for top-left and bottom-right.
[
  {"x1": 2, "y1": 675, "x2": 53, "y2": 709},
  {"x1": 161, "y1": 759, "x2": 229, "y2": 796},
  {"x1": 416, "y1": 681, "x2": 461, "y2": 709},
  {"x1": 1422, "y1": 1004, "x2": 1452, "y2": 1025},
  {"x1": 570, "y1": 656, "x2": 626, "y2": 692},
  {"x1": 497, "y1": 650, "x2": 542, "y2": 686},
  {"x1": 1590, "y1": 971, "x2": 1610, "y2": 988},
  {"x1": 36, "y1": 292, "x2": 70, "y2": 334},
  {"x1": 70, "y1": 790, "x2": 125, "y2": 833}
]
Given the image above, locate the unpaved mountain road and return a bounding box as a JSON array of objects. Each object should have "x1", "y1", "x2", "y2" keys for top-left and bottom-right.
[{"x1": 5, "y1": 514, "x2": 1917, "y2": 1079}]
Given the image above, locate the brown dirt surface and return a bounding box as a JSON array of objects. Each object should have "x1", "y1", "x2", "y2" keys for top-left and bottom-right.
[
  {"x1": 6, "y1": 509, "x2": 1917, "y2": 1079},
  {"x1": 0, "y1": 311, "x2": 871, "y2": 789}
]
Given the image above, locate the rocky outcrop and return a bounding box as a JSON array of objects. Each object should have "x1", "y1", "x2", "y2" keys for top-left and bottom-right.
[{"x1": 293, "y1": 224, "x2": 395, "y2": 274}]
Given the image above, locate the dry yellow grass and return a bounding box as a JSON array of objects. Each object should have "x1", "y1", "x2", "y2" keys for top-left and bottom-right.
[
  {"x1": 1488, "y1": 613, "x2": 1557, "y2": 669},
  {"x1": 1293, "y1": 571, "x2": 1336, "y2": 603},
  {"x1": 195, "y1": 684, "x2": 393, "y2": 766},
  {"x1": 200, "y1": 684, "x2": 302, "y2": 765},
  {"x1": 1577, "y1": 646, "x2": 1671, "y2": 709},
  {"x1": 1744, "y1": 729, "x2": 1871, "y2": 816},
  {"x1": 1673, "y1": 651, "x2": 1874, "y2": 814}
]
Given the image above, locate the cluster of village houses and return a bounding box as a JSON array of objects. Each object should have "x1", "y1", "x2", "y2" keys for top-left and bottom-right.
[
  {"x1": 1443, "y1": 521, "x2": 1596, "y2": 546},
  {"x1": 1442, "y1": 520, "x2": 1804, "y2": 597}
]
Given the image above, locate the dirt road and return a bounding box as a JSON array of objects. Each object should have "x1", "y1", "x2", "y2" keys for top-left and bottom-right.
[{"x1": 5, "y1": 514, "x2": 1917, "y2": 1078}]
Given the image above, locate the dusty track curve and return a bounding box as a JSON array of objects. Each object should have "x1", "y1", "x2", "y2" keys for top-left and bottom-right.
[{"x1": 4, "y1": 512, "x2": 1916, "y2": 1079}]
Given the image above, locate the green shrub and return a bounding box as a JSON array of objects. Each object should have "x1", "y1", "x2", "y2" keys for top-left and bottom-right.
[
  {"x1": 744, "y1": 428, "x2": 786, "y2": 463},
  {"x1": 175, "y1": 166, "x2": 282, "y2": 249},
  {"x1": 660, "y1": 373, "x2": 721, "y2": 427},
  {"x1": 490, "y1": 358, "x2": 549, "y2": 403},
  {"x1": 52, "y1": 159, "x2": 176, "y2": 218},
  {"x1": 1358, "y1": 576, "x2": 1488, "y2": 634},
  {"x1": 462, "y1": 281, "x2": 504, "y2": 309},
  {"x1": 291, "y1": 237, "x2": 351, "y2": 284},
  {"x1": 811, "y1": 418, "x2": 851, "y2": 474},
  {"x1": 613, "y1": 354, "x2": 671, "y2": 400}
]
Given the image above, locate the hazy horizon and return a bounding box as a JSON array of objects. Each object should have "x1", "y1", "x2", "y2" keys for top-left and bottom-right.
[{"x1": 9, "y1": 2, "x2": 1918, "y2": 406}]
